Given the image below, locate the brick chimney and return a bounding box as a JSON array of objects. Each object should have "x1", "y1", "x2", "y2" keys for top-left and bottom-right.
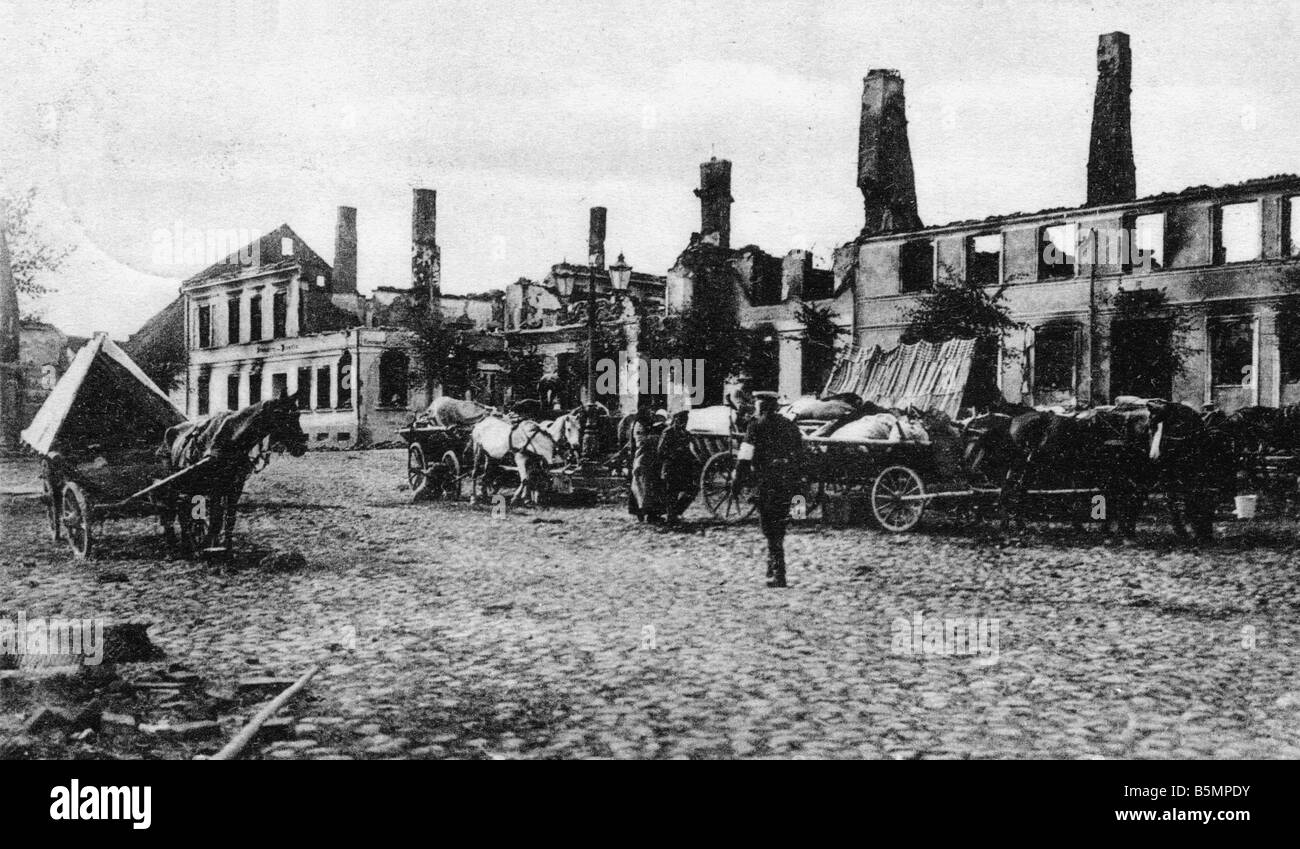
[
  {"x1": 858, "y1": 69, "x2": 922, "y2": 236},
  {"x1": 333, "y1": 206, "x2": 357, "y2": 294},
  {"x1": 588, "y1": 206, "x2": 606, "y2": 270},
  {"x1": 1087, "y1": 32, "x2": 1136, "y2": 206},
  {"x1": 695, "y1": 158, "x2": 733, "y2": 249},
  {"x1": 411, "y1": 188, "x2": 440, "y2": 300}
]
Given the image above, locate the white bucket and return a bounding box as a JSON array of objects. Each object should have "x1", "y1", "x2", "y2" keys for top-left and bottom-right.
[{"x1": 1234, "y1": 495, "x2": 1258, "y2": 520}]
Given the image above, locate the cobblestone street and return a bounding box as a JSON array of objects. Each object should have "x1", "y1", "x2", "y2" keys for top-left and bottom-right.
[{"x1": 3, "y1": 449, "x2": 1300, "y2": 759}]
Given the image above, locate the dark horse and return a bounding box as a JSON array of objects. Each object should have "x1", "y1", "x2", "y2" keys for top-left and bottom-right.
[
  {"x1": 160, "y1": 391, "x2": 309, "y2": 553},
  {"x1": 966, "y1": 406, "x2": 1150, "y2": 536},
  {"x1": 1204, "y1": 404, "x2": 1300, "y2": 490},
  {"x1": 966, "y1": 400, "x2": 1236, "y2": 542},
  {"x1": 1149, "y1": 400, "x2": 1238, "y2": 542}
]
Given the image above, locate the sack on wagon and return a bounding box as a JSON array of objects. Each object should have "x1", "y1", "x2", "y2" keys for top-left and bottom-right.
[
  {"x1": 783, "y1": 397, "x2": 857, "y2": 422},
  {"x1": 428, "y1": 397, "x2": 492, "y2": 428},
  {"x1": 685, "y1": 406, "x2": 735, "y2": 436},
  {"x1": 820, "y1": 412, "x2": 930, "y2": 444}
]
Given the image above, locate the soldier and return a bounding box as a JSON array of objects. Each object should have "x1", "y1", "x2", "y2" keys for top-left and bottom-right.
[
  {"x1": 733, "y1": 392, "x2": 803, "y2": 588},
  {"x1": 657, "y1": 409, "x2": 698, "y2": 524}
]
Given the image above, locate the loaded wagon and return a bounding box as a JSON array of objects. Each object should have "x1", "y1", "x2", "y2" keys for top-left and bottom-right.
[
  {"x1": 399, "y1": 421, "x2": 475, "y2": 501},
  {"x1": 22, "y1": 334, "x2": 220, "y2": 558}
]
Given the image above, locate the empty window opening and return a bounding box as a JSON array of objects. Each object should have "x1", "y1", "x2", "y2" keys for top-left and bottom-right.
[
  {"x1": 379, "y1": 350, "x2": 409, "y2": 408},
  {"x1": 1218, "y1": 202, "x2": 1262, "y2": 263},
  {"x1": 899, "y1": 240, "x2": 935, "y2": 292},
  {"x1": 272, "y1": 290, "x2": 288, "y2": 338},
  {"x1": 226, "y1": 372, "x2": 241, "y2": 411},
  {"x1": 1033, "y1": 325, "x2": 1077, "y2": 393},
  {"x1": 1210, "y1": 318, "x2": 1255, "y2": 387},
  {"x1": 197, "y1": 305, "x2": 212, "y2": 349},
  {"x1": 1039, "y1": 224, "x2": 1077, "y2": 280},
  {"x1": 966, "y1": 234, "x2": 1001, "y2": 287}
]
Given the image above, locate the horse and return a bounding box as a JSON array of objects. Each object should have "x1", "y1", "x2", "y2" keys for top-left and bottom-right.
[
  {"x1": 160, "y1": 390, "x2": 309, "y2": 554},
  {"x1": 1207, "y1": 404, "x2": 1300, "y2": 490},
  {"x1": 1148, "y1": 400, "x2": 1238, "y2": 542},
  {"x1": 468, "y1": 414, "x2": 557, "y2": 506},
  {"x1": 967, "y1": 407, "x2": 1150, "y2": 536},
  {"x1": 543, "y1": 412, "x2": 583, "y2": 465}
]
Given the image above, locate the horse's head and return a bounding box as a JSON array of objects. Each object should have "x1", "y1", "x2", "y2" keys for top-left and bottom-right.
[
  {"x1": 1145, "y1": 399, "x2": 1202, "y2": 462},
  {"x1": 264, "y1": 390, "x2": 309, "y2": 457}
]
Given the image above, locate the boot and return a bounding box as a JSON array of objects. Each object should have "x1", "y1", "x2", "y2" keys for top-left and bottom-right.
[
  {"x1": 765, "y1": 551, "x2": 776, "y2": 581},
  {"x1": 766, "y1": 550, "x2": 787, "y2": 588}
]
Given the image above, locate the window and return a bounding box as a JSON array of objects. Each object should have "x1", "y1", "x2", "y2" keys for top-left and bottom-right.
[
  {"x1": 899, "y1": 240, "x2": 934, "y2": 292},
  {"x1": 226, "y1": 372, "x2": 241, "y2": 411},
  {"x1": 197, "y1": 305, "x2": 212, "y2": 348},
  {"x1": 1217, "y1": 202, "x2": 1262, "y2": 263},
  {"x1": 1128, "y1": 213, "x2": 1165, "y2": 272},
  {"x1": 1038, "y1": 224, "x2": 1077, "y2": 280},
  {"x1": 196, "y1": 371, "x2": 210, "y2": 416},
  {"x1": 966, "y1": 234, "x2": 1001, "y2": 287},
  {"x1": 271, "y1": 372, "x2": 288, "y2": 399},
  {"x1": 378, "y1": 350, "x2": 408, "y2": 408},
  {"x1": 296, "y1": 367, "x2": 312, "y2": 409},
  {"x1": 337, "y1": 351, "x2": 353, "y2": 409},
  {"x1": 248, "y1": 367, "x2": 263, "y2": 405},
  {"x1": 1287, "y1": 196, "x2": 1299, "y2": 257},
  {"x1": 249, "y1": 294, "x2": 262, "y2": 342},
  {"x1": 1033, "y1": 325, "x2": 1076, "y2": 393},
  {"x1": 316, "y1": 365, "x2": 331, "y2": 409},
  {"x1": 281, "y1": 236, "x2": 294, "y2": 257},
  {"x1": 227, "y1": 296, "x2": 241, "y2": 344},
  {"x1": 272, "y1": 290, "x2": 287, "y2": 339},
  {"x1": 1210, "y1": 318, "x2": 1255, "y2": 387}
]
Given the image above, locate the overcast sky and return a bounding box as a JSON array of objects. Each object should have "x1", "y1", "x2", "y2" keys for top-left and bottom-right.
[{"x1": 2, "y1": 0, "x2": 1297, "y2": 337}]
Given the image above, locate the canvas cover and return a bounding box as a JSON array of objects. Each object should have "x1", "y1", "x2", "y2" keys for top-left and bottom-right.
[
  {"x1": 822, "y1": 337, "x2": 976, "y2": 419},
  {"x1": 21, "y1": 332, "x2": 185, "y2": 456}
]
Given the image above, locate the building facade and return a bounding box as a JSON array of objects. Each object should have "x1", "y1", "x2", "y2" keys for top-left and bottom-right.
[
  {"x1": 179, "y1": 190, "x2": 494, "y2": 446},
  {"x1": 841, "y1": 33, "x2": 1300, "y2": 414}
]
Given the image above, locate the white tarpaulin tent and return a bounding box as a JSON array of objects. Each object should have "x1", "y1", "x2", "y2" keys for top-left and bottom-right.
[{"x1": 21, "y1": 332, "x2": 184, "y2": 456}]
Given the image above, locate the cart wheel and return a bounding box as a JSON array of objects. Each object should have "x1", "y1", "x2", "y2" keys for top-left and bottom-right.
[
  {"x1": 408, "y1": 444, "x2": 430, "y2": 501},
  {"x1": 700, "y1": 451, "x2": 756, "y2": 521},
  {"x1": 440, "y1": 450, "x2": 462, "y2": 500},
  {"x1": 41, "y1": 460, "x2": 61, "y2": 541},
  {"x1": 61, "y1": 481, "x2": 93, "y2": 559},
  {"x1": 870, "y1": 465, "x2": 926, "y2": 533}
]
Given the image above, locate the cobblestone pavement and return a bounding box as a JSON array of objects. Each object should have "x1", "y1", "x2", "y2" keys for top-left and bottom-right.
[{"x1": 3, "y1": 450, "x2": 1300, "y2": 759}]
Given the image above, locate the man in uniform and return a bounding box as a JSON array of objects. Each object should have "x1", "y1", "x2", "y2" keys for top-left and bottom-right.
[
  {"x1": 657, "y1": 409, "x2": 699, "y2": 524},
  {"x1": 733, "y1": 392, "x2": 803, "y2": 587}
]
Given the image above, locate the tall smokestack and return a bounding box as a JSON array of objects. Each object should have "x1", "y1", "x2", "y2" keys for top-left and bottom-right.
[
  {"x1": 858, "y1": 69, "x2": 922, "y2": 236},
  {"x1": 694, "y1": 158, "x2": 732, "y2": 249},
  {"x1": 411, "y1": 188, "x2": 440, "y2": 300},
  {"x1": 332, "y1": 206, "x2": 357, "y2": 295},
  {"x1": 1087, "y1": 32, "x2": 1136, "y2": 206},
  {"x1": 588, "y1": 206, "x2": 606, "y2": 270}
]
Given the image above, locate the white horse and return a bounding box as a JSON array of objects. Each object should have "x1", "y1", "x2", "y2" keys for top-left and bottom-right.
[
  {"x1": 469, "y1": 415, "x2": 557, "y2": 506},
  {"x1": 543, "y1": 412, "x2": 583, "y2": 465}
]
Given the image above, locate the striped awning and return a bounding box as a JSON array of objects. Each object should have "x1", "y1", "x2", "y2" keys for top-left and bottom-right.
[{"x1": 821, "y1": 337, "x2": 977, "y2": 418}]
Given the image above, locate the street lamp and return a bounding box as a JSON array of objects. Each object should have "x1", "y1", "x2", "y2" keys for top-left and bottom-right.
[{"x1": 608, "y1": 252, "x2": 632, "y2": 293}]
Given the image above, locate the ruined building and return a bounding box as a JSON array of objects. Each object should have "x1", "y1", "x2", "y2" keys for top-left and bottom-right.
[
  {"x1": 173, "y1": 190, "x2": 500, "y2": 446},
  {"x1": 502, "y1": 206, "x2": 667, "y2": 411},
  {"x1": 846, "y1": 32, "x2": 1300, "y2": 411},
  {"x1": 666, "y1": 157, "x2": 852, "y2": 401}
]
